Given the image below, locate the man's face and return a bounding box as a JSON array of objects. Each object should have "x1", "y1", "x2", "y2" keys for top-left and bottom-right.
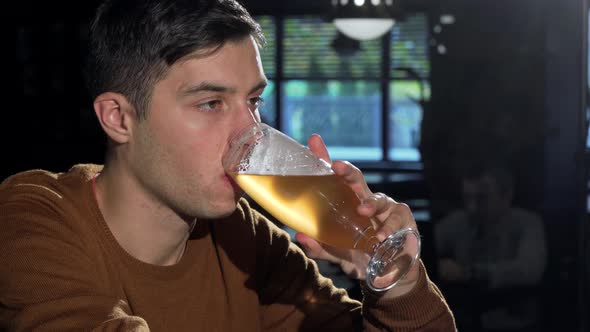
[
  {"x1": 461, "y1": 175, "x2": 510, "y2": 223},
  {"x1": 127, "y1": 36, "x2": 266, "y2": 219}
]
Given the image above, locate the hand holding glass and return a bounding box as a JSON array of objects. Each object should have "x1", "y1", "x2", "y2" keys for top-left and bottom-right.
[{"x1": 222, "y1": 123, "x2": 420, "y2": 292}]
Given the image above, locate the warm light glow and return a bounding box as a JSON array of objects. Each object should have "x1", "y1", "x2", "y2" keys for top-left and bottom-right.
[
  {"x1": 354, "y1": 0, "x2": 365, "y2": 6},
  {"x1": 333, "y1": 18, "x2": 395, "y2": 41},
  {"x1": 371, "y1": 0, "x2": 381, "y2": 5}
]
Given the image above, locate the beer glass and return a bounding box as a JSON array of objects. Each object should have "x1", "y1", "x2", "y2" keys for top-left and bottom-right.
[{"x1": 222, "y1": 122, "x2": 421, "y2": 292}]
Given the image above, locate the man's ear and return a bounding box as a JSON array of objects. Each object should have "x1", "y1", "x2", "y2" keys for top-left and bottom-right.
[{"x1": 93, "y1": 92, "x2": 136, "y2": 144}]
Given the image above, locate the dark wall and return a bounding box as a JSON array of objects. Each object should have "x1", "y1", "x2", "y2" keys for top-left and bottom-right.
[
  {"x1": 5, "y1": 2, "x2": 104, "y2": 180},
  {"x1": 423, "y1": 0, "x2": 547, "y2": 216},
  {"x1": 542, "y1": 0, "x2": 588, "y2": 330},
  {"x1": 421, "y1": 1, "x2": 586, "y2": 330}
]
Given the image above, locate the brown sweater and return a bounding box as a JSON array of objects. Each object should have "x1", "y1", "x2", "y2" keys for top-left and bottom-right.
[{"x1": 0, "y1": 164, "x2": 455, "y2": 331}]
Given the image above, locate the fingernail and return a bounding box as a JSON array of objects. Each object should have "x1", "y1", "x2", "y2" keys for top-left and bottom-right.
[{"x1": 361, "y1": 201, "x2": 373, "y2": 209}]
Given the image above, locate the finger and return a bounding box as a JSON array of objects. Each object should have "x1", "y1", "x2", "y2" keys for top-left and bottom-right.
[
  {"x1": 331, "y1": 160, "x2": 372, "y2": 200},
  {"x1": 359, "y1": 194, "x2": 394, "y2": 233},
  {"x1": 296, "y1": 233, "x2": 366, "y2": 279},
  {"x1": 295, "y1": 232, "x2": 342, "y2": 264},
  {"x1": 362, "y1": 198, "x2": 417, "y2": 241},
  {"x1": 307, "y1": 134, "x2": 332, "y2": 165},
  {"x1": 384, "y1": 202, "x2": 416, "y2": 229},
  {"x1": 357, "y1": 192, "x2": 393, "y2": 219}
]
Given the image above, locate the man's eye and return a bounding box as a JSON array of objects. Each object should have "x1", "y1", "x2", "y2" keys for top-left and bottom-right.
[
  {"x1": 248, "y1": 96, "x2": 265, "y2": 108},
  {"x1": 198, "y1": 100, "x2": 222, "y2": 112}
]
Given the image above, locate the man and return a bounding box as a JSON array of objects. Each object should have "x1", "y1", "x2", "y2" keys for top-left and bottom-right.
[
  {"x1": 0, "y1": 0, "x2": 455, "y2": 330},
  {"x1": 434, "y1": 162, "x2": 546, "y2": 331}
]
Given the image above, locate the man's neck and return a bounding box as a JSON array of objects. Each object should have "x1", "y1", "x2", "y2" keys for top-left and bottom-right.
[{"x1": 93, "y1": 164, "x2": 194, "y2": 266}]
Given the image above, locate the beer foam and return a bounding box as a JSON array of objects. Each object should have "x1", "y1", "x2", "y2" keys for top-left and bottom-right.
[{"x1": 244, "y1": 125, "x2": 334, "y2": 176}]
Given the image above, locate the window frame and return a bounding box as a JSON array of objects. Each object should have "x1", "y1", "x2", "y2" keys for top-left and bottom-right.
[{"x1": 257, "y1": 14, "x2": 430, "y2": 171}]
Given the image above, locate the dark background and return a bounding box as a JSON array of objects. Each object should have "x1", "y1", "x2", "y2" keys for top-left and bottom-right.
[{"x1": 4, "y1": 0, "x2": 589, "y2": 330}]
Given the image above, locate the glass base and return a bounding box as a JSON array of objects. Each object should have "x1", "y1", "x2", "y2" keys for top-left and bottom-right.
[{"x1": 365, "y1": 228, "x2": 421, "y2": 292}]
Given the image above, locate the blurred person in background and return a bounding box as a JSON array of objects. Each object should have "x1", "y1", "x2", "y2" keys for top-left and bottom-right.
[{"x1": 434, "y1": 161, "x2": 546, "y2": 332}]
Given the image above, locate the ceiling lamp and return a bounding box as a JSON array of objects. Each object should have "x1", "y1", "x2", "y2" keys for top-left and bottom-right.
[{"x1": 331, "y1": 0, "x2": 403, "y2": 41}]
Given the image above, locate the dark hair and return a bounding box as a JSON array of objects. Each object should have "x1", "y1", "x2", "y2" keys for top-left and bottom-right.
[{"x1": 85, "y1": 0, "x2": 265, "y2": 120}]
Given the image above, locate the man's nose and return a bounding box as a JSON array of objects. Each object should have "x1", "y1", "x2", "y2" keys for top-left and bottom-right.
[
  {"x1": 229, "y1": 104, "x2": 261, "y2": 141},
  {"x1": 236, "y1": 104, "x2": 260, "y2": 128}
]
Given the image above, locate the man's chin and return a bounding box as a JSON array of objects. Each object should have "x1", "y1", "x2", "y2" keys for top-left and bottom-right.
[
  {"x1": 197, "y1": 191, "x2": 245, "y2": 220},
  {"x1": 207, "y1": 200, "x2": 241, "y2": 219}
]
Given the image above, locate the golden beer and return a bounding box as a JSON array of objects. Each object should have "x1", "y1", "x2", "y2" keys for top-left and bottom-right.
[
  {"x1": 233, "y1": 173, "x2": 378, "y2": 251},
  {"x1": 224, "y1": 123, "x2": 421, "y2": 291}
]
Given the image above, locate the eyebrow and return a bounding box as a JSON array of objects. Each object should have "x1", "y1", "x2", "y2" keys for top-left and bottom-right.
[
  {"x1": 249, "y1": 79, "x2": 268, "y2": 94},
  {"x1": 180, "y1": 79, "x2": 268, "y2": 97}
]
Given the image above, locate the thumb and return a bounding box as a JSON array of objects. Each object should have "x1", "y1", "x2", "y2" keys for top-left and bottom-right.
[
  {"x1": 295, "y1": 233, "x2": 341, "y2": 265},
  {"x1": 307, "y1": 134, "x2": 332, "y2": 165},
  {"x1": 295, "y1": 233, "x2": 324, "y2": 259}
]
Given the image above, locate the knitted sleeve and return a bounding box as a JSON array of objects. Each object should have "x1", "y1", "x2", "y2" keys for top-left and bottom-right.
[
  {"x1": 361, "y1": 261, "x2": 457, "y2": 331},
  {"x1": 242, "y1": 200, "x2": 456, "y2": 332}
]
